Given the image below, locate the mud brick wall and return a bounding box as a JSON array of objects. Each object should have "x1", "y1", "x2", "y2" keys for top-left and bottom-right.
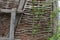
[{"x1": 0, "y1": 13, "x2": 10, "y2": 37}]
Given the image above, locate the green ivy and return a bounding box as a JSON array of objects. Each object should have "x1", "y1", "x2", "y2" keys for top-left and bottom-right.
[
  {"x1": 49, "y1": 35, "x2": 56, "y2": 40},
  {"x1": 32, "y1": 29, "x2": 38, "y2": 35},
  {"x1": 32, "y1": 0, "x2": 37, "y2": 3},
  {"x1": 32, "y1": 0, "x2": 58, "y2": 40},
  {"x1": 50, "y1": 11, "x2": 57, "y2": 18}
]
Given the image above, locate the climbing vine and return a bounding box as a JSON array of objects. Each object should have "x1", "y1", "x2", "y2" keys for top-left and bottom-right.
[
  {"x1": 31, "y1": 0, "x2": 58, "y2": 40},
  {"x1": 32, "y1": 0, "x2": 39, "y2": 35}
]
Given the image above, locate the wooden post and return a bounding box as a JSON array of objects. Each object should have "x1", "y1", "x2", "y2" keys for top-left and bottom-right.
[{"x1": 9, "y1": 8, "x2": 16, "y2": 40}]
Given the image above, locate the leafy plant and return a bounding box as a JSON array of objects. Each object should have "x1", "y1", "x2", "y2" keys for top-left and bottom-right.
[
  {"x1": 49, "y1": 35, "x2": 56, "y2": 40},
  {"x1": 32, "y1": 29, "x2": 38, "y2": 35},
  {"x1": 32, "y1": 0, "x2": 58, "y2": 40}
]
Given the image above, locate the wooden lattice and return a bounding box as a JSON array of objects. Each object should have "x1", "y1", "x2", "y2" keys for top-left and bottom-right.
[
  {"x1": 15, "y1": 0, "x2": 53, "y2": 40},
  {"x1": 0, "y1": 0, "x2": 57, "y2": 40}
]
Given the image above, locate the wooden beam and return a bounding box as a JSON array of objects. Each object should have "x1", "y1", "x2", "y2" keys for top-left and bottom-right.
[
  {"x1": 17, "y1": 0, "x2": 26, "y2": 11},
  {"x1": 9, "y1": 8, "x2": 16, "y2": 40},
  {"x1": 0, "y1": 37, "x2": 8, "y2": 40},
  {"x1": 0, "y1": 9, "x2": 23, "y2": 13},
  {"x1": 0, "y1": 9, "x2": 12, "y2": 13}
]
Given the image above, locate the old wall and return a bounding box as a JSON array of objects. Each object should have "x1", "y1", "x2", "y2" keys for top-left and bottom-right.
[{"x1": 0, "y1": 0, "x2": 58, "y2": 40}]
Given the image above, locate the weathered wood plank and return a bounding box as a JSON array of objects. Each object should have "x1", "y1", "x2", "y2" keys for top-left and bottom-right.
[
  {"x1": 18, "y1": 0, "x2": 26, "y2": 11},
  {"x1": 0, "y1": 9, "x2": 12, "y2": 13},
  {"x1": 9, "y1": 9, "x2": 16, "y2": 40},
  {"x1": 0, "y1": 9, "x2": 23, "y2": 13}
]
